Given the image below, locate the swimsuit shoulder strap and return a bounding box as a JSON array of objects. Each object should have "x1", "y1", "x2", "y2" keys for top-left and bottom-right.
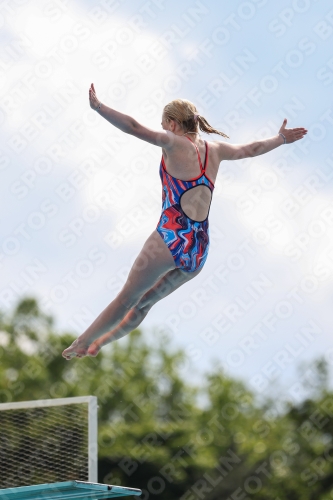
[
  {"x1": 203, "y1": 141, "x2": 209, "y2": 173},
  {"x1": 185, "y1": 136, "x2": 204, "y2": 172}
]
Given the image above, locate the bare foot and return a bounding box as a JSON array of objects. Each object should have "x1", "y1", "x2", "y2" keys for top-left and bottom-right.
[
  {"x1": 62, "y1": 338, "x2": 90, "y2": 360},
  {"x1": 87, "y1": 341, "x2": 102, "y2": 357}
]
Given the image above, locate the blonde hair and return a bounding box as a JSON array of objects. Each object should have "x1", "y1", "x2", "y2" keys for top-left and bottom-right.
[{"x1": 163, "y1": 98, "x2": 229, "y2": 138}]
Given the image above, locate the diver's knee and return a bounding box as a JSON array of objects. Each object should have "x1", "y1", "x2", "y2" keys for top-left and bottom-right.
[
  {"x1": 136, "y1": 296, "x2": 152, "y2": 313},
  {"x1": 118, "y1": 289, "x2": 140, "y2": 311}
]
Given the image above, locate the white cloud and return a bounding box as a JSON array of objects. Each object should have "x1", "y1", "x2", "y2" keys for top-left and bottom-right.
[{"x1": 1, "y1": 0, "x2": 333, "y2": 395}]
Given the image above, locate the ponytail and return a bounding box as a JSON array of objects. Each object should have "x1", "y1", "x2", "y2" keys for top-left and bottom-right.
[
  {"x1": 163, "y1": 98, "x2": 229, "y2": 139},
  {"x1": 196, "y1": 115, "x2": 229, "y2": 138}
]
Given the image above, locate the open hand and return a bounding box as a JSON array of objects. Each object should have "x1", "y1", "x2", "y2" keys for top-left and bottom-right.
[
  {"x1": 89, "y1": 83, "x2": 101, "y2": 110},
  {"x1": 279, "y1": 118, "x2": 307, "y2": 143}
]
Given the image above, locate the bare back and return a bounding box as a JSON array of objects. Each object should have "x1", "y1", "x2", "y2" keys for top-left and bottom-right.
[{"x1": 162, "y1": 136, "x2": 221, "y2": 222}]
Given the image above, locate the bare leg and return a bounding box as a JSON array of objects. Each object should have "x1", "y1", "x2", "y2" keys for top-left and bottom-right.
[
  {"x1": 86, "y1": 267, "x2": 202, "y2": 356},
  {"x1": 62, "y1": 230, "x2": 176, "y2": 359}
]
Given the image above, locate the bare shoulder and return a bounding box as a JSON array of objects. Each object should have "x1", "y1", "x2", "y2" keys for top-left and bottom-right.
[
  {"x1": 206, "y1": 139, "x2": 221, "y2": 161},
  {"x1": 130, "y1": 123, "x2": 177, "y2": 148},
  {"x1": 209, "y1": 138, "x2": 246, "y2": 161}
]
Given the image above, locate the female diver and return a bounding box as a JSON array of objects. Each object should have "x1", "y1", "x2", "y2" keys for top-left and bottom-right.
[{"x1": 62, "y1": 83, "x2": 307, "y2": 359}]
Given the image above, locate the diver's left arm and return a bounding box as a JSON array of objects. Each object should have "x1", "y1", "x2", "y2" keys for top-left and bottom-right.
[{"x1": 89, "y1": 83, "x2": 172, "y2": 148}]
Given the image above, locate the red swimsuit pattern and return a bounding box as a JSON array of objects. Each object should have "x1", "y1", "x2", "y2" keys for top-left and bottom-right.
[{"x1": 156, "y1": 137, "x2": 214, "y2": 273}]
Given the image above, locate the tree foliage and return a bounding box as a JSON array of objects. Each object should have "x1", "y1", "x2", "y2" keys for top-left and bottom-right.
[{"x1": 0, "y1": 297, "x2": 332, "y2": 499}]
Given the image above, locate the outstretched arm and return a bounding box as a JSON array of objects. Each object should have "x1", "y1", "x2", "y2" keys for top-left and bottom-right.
[
  {"x1": 216, "y1": 119, "x2": 307, "y2": 161},
  {"x1": 89, "y1": 83, "x2": 172, "y2": 148}
]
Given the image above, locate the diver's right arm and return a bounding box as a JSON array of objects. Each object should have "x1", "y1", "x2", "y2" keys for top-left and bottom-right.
[{"x1": 216, "y1": 118, "x2": 307, "y2": 161}]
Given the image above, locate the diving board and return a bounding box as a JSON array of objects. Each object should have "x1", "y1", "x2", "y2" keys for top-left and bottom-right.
[{"x1": 0, "y1": 481, "x2": 142, "y2": 500}]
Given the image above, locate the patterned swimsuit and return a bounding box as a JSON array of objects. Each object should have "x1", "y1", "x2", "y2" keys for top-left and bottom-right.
[{"x1": 156, "y1": 137, "x2": 214, "y2": 273}]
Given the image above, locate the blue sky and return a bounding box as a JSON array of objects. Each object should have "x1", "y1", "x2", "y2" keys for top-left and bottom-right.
[{"x1": 1, "y1": 0, "x2": 333, "y2": 400}]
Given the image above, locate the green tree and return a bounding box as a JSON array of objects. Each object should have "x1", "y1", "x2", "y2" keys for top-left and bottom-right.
[{"x1": 1, "y1": 297, "x2": 333, "y2": 500}]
